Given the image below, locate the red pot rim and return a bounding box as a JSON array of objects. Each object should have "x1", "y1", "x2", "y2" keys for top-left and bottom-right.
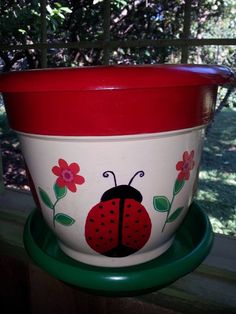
[
  {"x1": 0, "y1": 64, "x2": 235, "y2": 92},
  {"x1": 1, "y1": 65, "x2": 235, "y2": 136}
]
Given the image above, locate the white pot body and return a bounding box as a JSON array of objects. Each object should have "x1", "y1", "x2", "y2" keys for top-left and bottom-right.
[{"x1": 19, "y1": 126, "x2": 205, "y2": 267}]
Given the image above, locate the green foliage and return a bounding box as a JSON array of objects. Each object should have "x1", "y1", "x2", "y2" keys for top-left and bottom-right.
[
  {"x1": 0, "y1": 1, "x2": 73, "y2": 70},
  {"x1": 189, "y1": 0, "x2": 236, "y2": 67},
  {"x1": 112, "y1": 0, "x2": 128, "y2": 9},
  {"x1": 0, "y1": 97, "x2": 11, "y2": 136},
  {"x1": 1, "y1": 0, "x2": 235, "y2": 70},
  {"x1": 46, "y1": 2, "x2": 72, "y2": 31},
  {"x1": 196, "y1": 107, "x2": 236, "y2": 236}
]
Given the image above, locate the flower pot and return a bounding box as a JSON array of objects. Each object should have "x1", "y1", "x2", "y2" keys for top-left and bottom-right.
[{"x1": 0, "y1": 65, "x2": 235, "y2": 267}]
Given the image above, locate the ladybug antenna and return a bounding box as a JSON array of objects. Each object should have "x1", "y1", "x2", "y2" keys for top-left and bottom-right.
[
  {"x1": 103, "y1": 171, "x2": 117, "y2": 187},
  {"x1": 128, "y1": 170, "x2": 145, "y2": 186}
]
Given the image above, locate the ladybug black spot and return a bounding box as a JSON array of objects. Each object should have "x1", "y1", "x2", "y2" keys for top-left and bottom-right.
[
  {"x1": 135, "y1": 220, "x2": 140, "y2": 223},
  {"x1": 101, "y1": 214, "x2": 105, "y2": 218},
  {"x1": 89, "y1": 218, "x2": 94, "y2": 223},
  {"x1": 99, "y1": 236, "x2": 104, "y2": 240},
  {"x1": 101, "y1": 222, "x2": 105, "y2": 226},
  {"x1": 110, "y1": 210, "x2": 114, "y2": 214},
  {"x1": 95, "y1": 228, "x2": 99, "y2": 232},
  {"x1": 108, "y1": 229, "x2": 112, "y2": 234},
  {"x1": 125, "y1": 213, "x2": 130, "y2": 217},
  {"x1": 110, "y1": 219, "x2": 115, "y2": 223},
  {"x1": 99, "y1": 205, "x2": 103, "y2": 209},
  {"x1": 137, "y1": 209, "x2": 142, "y2": 213}
]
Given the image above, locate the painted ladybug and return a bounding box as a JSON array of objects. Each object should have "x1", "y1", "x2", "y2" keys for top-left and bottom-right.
[{"x1": 85, "y1": 171, "x2": 152, "y2": 257}]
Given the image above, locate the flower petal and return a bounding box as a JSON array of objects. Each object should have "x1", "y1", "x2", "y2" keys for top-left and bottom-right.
[
  {"x1": 58, "y1": 158, "x2": 68, "y2": 169},
  {"x1": 66, "y1": 182, "x2": 77, "y2": 192},
  {"x1": 176, "y1": 161, "x2": 184, "y2": 171},
  {"x1": 56, "y1": 176, "x2": 66, "y2": 187},
  {"x1": 177, "y1": 172, "x2": 185, "y2": 181},
  {"x1": 183, "y1": 151, "x2": 190, "y2": 161},
  {"x1": 189, "y1": 150, "x2": 194, "y2": 160},
  {"x1": 184, "y1": 171, "x2": 190, "y2": 180},
  {"x1": 74, "y1": 174, "x2": 85, "y2": 185},
  {"x1": 69, "y1": 162, "x2": 80, "y2": 174},
  {"x1": 52, "y1": 166, "x2": 61, "y2": 176}
]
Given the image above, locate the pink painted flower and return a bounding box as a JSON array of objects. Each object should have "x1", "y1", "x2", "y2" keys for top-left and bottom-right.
[
  {"x1": 52, "y1": 159, "x2": 85, "y2": 192},
  {"x1": 176, "y1": 150, "x2": 195, "y2": 181}
]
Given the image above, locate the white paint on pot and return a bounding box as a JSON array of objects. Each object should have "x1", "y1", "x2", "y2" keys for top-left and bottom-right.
[{"x1": 18, "y1": 126, "x2": 205, "y2": 267}]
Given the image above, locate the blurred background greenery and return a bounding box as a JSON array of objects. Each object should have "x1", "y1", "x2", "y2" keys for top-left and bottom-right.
[{"x1": 0, "y1": 0, "x2": 236, "y2": 69}]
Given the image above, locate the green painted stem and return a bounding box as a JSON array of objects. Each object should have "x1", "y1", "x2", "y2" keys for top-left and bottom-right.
[
  {"x1": 162, "y1": 193, "x2": 175, "y2": 232},
  {"x1": 52, "y1": 198, "x2": 60, "y2": 228}
]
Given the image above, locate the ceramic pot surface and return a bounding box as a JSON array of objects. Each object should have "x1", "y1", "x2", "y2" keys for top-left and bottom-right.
[{"x1": 1, "y1": 65, "x2": 235, "y2": 267}]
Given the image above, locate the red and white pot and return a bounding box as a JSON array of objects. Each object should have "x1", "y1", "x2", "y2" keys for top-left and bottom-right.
[{"x1": 0, "y1": 65, "x2": 234, "y2": 267}]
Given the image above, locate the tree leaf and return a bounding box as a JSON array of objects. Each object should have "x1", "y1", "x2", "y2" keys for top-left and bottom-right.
[
  {"x1": 54, "y1": 213, "x2": 75, "y2": 226},
  {"x1": 46, "y1": 4, "x2": 53, "y2": 15},
  {"x1": 60, "y1": 7, "x2": 72, "y2": 13},
  {"x1": 38, "y1": 187, "x2": 53, "y2": 209},
  {"x1": 153, "y1": 196, "x2": 170, "y2": 212},
  {"x1": 167, "y1": 207, "x2": 184, "y2": 223},
  {"x1": 54, "y1": 183, "x2": 67, "y2": 200},
  {"x1": 173, "y1": 179, "x2": 185, "y2": 195}
]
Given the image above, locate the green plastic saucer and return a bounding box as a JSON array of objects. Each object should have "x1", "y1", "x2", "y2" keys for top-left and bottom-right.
[{"x1": 23, "y1": 202, "x2": 213, "y2": 296}]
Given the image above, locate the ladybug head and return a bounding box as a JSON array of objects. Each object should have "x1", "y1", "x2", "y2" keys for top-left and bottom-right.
[{"x1": 101, "y1": 170, "x2": 144, "y2": 203}]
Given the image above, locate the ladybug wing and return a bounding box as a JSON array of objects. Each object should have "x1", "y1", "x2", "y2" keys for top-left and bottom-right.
[
  {"x1": 122, "y1": 199, "x2": 152, "y2": 251},
  {"x1": 85, "y1": 199, "x2": 120, "y2": 254}
]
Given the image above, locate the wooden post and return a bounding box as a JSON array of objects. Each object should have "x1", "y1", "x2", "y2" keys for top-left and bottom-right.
[
  {"x1": 181, "y1": 0, "x2": 192, "y2": 63},
  {"x1": 103, "y1": 0, "x2": 111, "y2": 65},
  {"x1": 40, "y1": 0, "x2": 47, "y2": 68}
]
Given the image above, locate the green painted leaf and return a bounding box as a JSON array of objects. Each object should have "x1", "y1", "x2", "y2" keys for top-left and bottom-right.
[
  {"x1": 173, "y1": 179, "x2": 185, "y2": 195},
  {"x1": 153, "y1": 196, "x2": 170, "y2": 212},
  {"x1": 54, "y1": 183, "x2": 67, "y2": 200},
  {"x1": 38, "y1": 187, "x2": 53, "y2": 209},
  {"x1": 167, "y1": 207, "x2": 184, "y2": 223},
  {"x1": 54, "y1": 213, "x2": 75, "y2": 226}
]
